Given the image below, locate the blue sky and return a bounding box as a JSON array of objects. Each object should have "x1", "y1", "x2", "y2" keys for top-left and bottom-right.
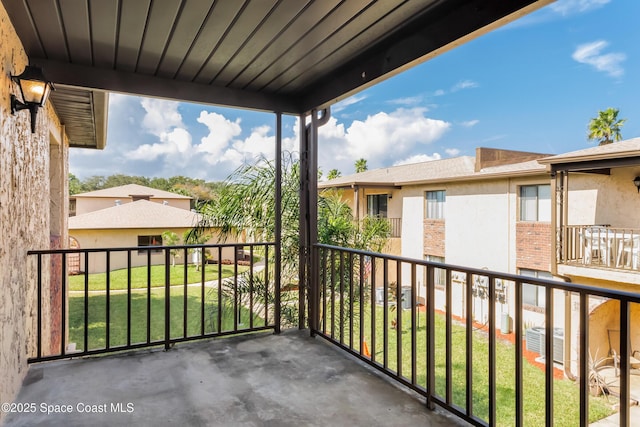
[{"x1": 70, "y1": 0, "x2": 640, "y2": 182}]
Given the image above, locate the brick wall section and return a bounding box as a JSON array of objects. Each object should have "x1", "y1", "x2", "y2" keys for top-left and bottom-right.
[
  {"x1": 516, "y1": 222, "x2": 552, "y2": 271},
  {"x1": 423, "y1": 219, "x2": 445, "y2": 257}
]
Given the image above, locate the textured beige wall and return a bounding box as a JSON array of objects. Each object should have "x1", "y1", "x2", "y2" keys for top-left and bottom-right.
[
  {"x1": 76, "y1": 196, "x2": 191, "y2": 215},
  {"x1": 69, "y1": 228, "x2": 230, "y2": 273},
  {"x1": 567, "y1": 168, "x2": 640, "y2": 228},
  {"x1": 0, "y1": 3, "x2": 68, "y2": 419}
]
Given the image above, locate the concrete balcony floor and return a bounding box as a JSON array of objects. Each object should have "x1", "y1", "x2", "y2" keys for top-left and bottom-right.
[{"x1": 5, "y1": 330, "x2": 466, "y2": 427}]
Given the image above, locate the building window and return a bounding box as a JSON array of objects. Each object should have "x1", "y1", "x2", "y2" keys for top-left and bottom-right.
[
  {"x1": 426, "y1": 255, "x2": 446, "y2": 289},
  {"x1": 519, "y1": 184, "x2": 550, "y2": 222},
  {"x1": 138, "y1": 235, "x2": 163, "y2": 254},
  {"x1": 519, "y1": 269, "x2": 552, "y2": 308},
  {"x1": 425, "y1": 190, "x2": 445, "y2": 219},
  {"x1": 367, "y1": 194, "x2": 388, "y2": 218}
]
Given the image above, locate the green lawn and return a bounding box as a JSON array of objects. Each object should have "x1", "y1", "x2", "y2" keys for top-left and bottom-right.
[
  {"x1": 68, "y1": 263, "x2": 250, "y2": 291},
  {"x1": 323, "y1": 305, "x2": 614, "y2": 426},
  {"x1": 68, "y1": 286, "x2": 265, "y2": 351}
]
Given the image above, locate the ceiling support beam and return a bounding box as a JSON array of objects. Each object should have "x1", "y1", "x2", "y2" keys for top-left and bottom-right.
[
  {"x1": 31, "y1": 58, "x2": 302, "y2": 114},
  {"x1": 550, "y1": 157, "x2": 640, "y2": 174}
]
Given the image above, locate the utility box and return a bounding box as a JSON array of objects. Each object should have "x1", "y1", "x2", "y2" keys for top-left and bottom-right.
[
  {"x1": 525, "y1": 327, "x2": 564, "y2": 364},
  {"x1": 401, "y1": 286, "x2": 412, "y2": 310},
  {"x1": 501, "y1": 312, "x2": 511, "y2": 334}
]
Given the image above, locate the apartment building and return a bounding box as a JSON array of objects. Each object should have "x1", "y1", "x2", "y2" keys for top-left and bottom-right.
[{"x1": 321, "y1": 142, "x2": 640, "y2": 368}]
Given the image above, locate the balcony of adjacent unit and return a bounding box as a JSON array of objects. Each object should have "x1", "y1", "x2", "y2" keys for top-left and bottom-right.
[
  {"x1": 559, "y1": 225, "x2": 640, "y2": 285},
  {"x1": 539, "y1": 139, "x2": 640, "y2": 287}
]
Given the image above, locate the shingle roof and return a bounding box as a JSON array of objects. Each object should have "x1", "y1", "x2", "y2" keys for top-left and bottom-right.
[
  {"x1": 538, "y1": 137, "x2": 640, "y2": 164},
  {"x1": 72, "y1": 184, "x2": 191, "y2": 199},
  {"x1": 69, "y1": 200, "x2": 201, "y2": 230},
  {"x1": 319, "y1": 155, "x2": 547, "y2": 188}
]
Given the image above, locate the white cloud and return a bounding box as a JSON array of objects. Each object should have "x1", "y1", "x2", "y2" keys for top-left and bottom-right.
[
  {"x1": 433, "y1": 89, "x2": 446, "y2": 96},
  {"x1": 387, "y1": 95, "x2": 423, "y2": 106},
  {"x1": 445, "y1": 148, "x2": 461, "y2": 157},
  {"x1": 460, "y1": 119, "x2": 479, "y2": 128},
  {"x1": 317, "y1": 107, "x2": 450, "y2": 173},
  {"x1": 140, "y1": 98, "x2": 184, "y2": 136},
  {"x1": 333, "y1": 94, "x2": 367, "y2": 112},
  {"x1": 393, "y1": 153, "x2": 441, "y2": 166},
  {"x1": 550, "y1": 0, "x2": 610, "y2": 15},
  {"x1": 451, "y1": 80, "x2": 478, "y2": 92},
  {"x1": 128, "y1": 128, "x2": 193, "y2": 162},
  {"x1": 572, "y1": 40, "x2": 626, "y2": 78},
  {"x1": 195, "y1": 111, "x2": 242, "y2": 163}
]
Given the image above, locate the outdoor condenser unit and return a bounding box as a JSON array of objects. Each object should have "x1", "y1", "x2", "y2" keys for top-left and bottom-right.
[{"x1": 525, "y1": 327, "x2": 564, "y2": 364}]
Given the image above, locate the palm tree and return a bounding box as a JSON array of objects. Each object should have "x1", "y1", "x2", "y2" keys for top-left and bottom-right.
[
  {"x1": 326, "y1": 169, "x2": 341, "y2": 180},
  {"x1": 587, "y1": 108, "x2": 626, "y2": 146},
  {"x1": 190, "y1": 153, "x2": 390, "y2": 327},
  {"x1": 354, "y1": 158, "x2": 368, "y2": 173}
]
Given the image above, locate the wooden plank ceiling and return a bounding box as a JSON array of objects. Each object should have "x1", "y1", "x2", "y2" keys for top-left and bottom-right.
[{"x1": 3, "y1": 0, "x2": 550, "y2": 148}]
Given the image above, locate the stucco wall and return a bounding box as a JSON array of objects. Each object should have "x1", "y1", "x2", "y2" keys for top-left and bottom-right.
[
  {"x1": 76, "y1": 196, "x2": 191, "y2": 215},
  {"x1": 567, "y1": 168, "x2": 640, "y2": 228},
  {"x1": 445, "y1": 180, "x2": 514, "y2": 271},
  {"x1": 70, "y1": 228, "x2": 231, "y2": 273},
  {"x1": 0, "y1": 2, "x2": 68, "y2": 419}
]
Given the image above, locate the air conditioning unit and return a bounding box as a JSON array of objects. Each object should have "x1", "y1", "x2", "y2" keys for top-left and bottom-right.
[{"x1": 525, "y1": 327, "x2": 564, "y2": 364}]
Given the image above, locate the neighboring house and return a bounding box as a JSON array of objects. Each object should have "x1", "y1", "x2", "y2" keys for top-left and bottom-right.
[
  {"x1": 321, "y1": 144, "x2": 640, "y2": 369},
  {"x1": 70, "y1": 183, "x2": 192, "y2": 216},
  {"x1": 69, "y1": 199, "x2": 230, "y2": 273}
]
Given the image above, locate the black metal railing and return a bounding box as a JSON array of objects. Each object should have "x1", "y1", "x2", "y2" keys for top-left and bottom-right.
[
  {"x1": 27, "y1": 242, "x2": 278, "y2": 363},
  {"x1": 313, "y1": 243, "x2": 640, "y2": 427},
  {"x1": 561, "y1": 225, "x2": 640, "y2": 271}
]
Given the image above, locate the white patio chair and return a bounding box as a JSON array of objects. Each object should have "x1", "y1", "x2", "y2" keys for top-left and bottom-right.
[
  {"x1": 582, "y1": 228, "x2": 612, "y2": 266},
  {"x1": 616, "y1": 235, "x2": 640, "y2": 269}
]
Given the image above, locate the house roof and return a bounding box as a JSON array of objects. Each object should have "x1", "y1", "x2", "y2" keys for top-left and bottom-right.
[
  {"x1": 72, "y1": 184, "x2": 191, "y2": 200},
  {"x1": 3, "y1": 0, "x2": 550, "y2": 150},
  {"x1": 537, "y1": 137, "x2": 640, "y2": 173},
  {"x1": 69, "y1": 200, "x2": 201, "y2": 230},
  {"x1": 539, "y1": 137, "x2": 640, "y2": 164},
  {"x1": 319, "y1": 155, "x2": 547, "y2": 189}
]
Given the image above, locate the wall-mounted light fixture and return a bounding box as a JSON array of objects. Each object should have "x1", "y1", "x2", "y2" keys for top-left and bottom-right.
[
  {"x1": 10, "y1": 66, "x2": 54, "y2": 133},
  {"x1": 634, "y1": 176, "x2": 640, "y2": 193}
]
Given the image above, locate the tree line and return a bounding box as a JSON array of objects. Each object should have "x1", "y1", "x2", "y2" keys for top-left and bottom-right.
[{"x1": 69, "y1": 173, "x2": 223, "y2": 208}]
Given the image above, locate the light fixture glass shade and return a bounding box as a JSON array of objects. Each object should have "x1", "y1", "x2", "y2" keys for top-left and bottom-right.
[
  {"x1": 634, "y1": 176, "x2": 640, "y2": 190},
  {"x1": 12, "y1": 66, "x2": 53, "y2": 106}
]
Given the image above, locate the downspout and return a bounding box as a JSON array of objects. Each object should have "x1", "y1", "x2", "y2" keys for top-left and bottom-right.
[
  {"x1": 551, "y1": 170, "x2": 577, "y2": 380},
  {"x1": 550, "y1": 171, "x2": 558, "y2": 277},
  {"x1": 300, "y1": 107, "x2": 331, "y2": 332}
]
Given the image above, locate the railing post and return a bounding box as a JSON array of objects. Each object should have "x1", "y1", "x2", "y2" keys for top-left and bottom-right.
[
  {"x1": 426, "y1": 264, "x2": 435, "y2": 410},
  {"x1": 275, "y1": 112, "x2": 282, "y2": 334},
  {"x1": 620, "y1": 300, "x2": 630, "y2": 427},
  {"x1": 164, "y1": 248, "x2": 171, "y2": 351}
]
